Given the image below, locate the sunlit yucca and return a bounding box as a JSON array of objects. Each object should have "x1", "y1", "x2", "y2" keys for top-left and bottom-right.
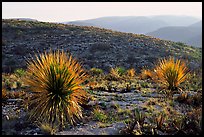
[
  {"x1": 110, "y1": 67, "x2": 120, "y2": 79},
  {"x1": 24, "y1": 50, "x2": 88, "y2": 128},
  {"x1": 127, "y1": 68, "x2": 136, "y2": 78},
  {"x1": 140, "y1": 68, "x2": 153, "y2": 79},
  {"x1": 110, "y1": 67, "x2": 126, "y2": 78},
  {"x1": 154, "y1": 57, "x2": 189, "y2": 90}
]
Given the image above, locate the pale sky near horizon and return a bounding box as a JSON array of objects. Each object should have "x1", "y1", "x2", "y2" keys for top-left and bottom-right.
[{"x1": 2, "y1": 2, "x2": 202, "y2": 22}]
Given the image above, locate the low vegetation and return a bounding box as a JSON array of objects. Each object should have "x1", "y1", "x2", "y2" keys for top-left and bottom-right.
[{"x1": 2, "y1": 19, "x2": 202, "y2": 135}]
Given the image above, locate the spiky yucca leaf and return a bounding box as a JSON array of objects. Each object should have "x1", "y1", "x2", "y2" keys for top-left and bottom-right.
[
  {"x1": 154, "y1": 57, "x2": 189, "y2": 90},
  {"x1": 24, "y1": 50, "x2": 88, "y2": 128}
]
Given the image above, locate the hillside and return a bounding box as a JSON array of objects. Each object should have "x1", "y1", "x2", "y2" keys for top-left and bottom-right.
[{"x1": 2, "y1": 19, "x2": 202, "y2": 73}]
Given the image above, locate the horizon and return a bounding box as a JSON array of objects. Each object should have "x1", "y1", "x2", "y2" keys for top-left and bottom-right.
[
  {"x1": 3, "y1": 14, "x2": 202, "y2": 23},
  {"x1": 2, "y1": 2, "x2": 202, "y2": 22}
]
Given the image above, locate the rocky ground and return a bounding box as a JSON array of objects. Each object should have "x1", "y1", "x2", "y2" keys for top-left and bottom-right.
[{"x1": 2, "y1": 85, "x2": 202, "y2": 135}]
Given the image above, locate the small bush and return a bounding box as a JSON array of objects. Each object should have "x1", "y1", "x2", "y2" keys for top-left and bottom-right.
[
  {"x1": 14, "y1": 68, "x2": 26, "y2": 77},
  {"x1": 117, "y1": 67, "x2": 126, "y2": 75},
  {"x1": 39, "y1": 122, "x2": 58, "y2": 135},
  {"x1": 140, "y1": 68, "x2": 153, "y2": 80},
  {"x1": 93, "y1": 108, "x2": 107, "y2": 123},
  {"x1": 127, "y1": 68, "x2": 136, "y2": 78},
  {"x1": 90, "y1": 68, "x2": 103, "y2": 76},
  {"x1": 108, "y1": 67, "x2": 126, "y2": 80}
]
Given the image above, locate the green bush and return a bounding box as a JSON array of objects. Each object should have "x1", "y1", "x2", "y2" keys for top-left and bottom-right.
[
  {"x1": 90, "y1": 68, "x2": 103, "y2": 76},
  {"x1": 14, "y1": 68, "x2": 26, "y2": 77}
]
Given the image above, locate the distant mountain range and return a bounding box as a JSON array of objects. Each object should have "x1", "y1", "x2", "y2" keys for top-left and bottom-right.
[
  {"x1": 62, "y1": 15, "x2": 202, "y2": 48},
  {"x1": 63, "y1": 15, "x2": 200, "y2": 33},
  {"x1": 64, "y1": 16, "x2": 169, "y2": 34},
  {"x1": 146, "y1": 20, "x2": 202, "y2": 47}
]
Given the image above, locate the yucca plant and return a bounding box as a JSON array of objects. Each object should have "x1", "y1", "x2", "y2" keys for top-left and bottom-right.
[
  {"x1": 24, "y1": 50, "x2": 88, "y2": 130},
  {"x1": 109, "y1": 67, "x2": 126, "y2": 80},
  {"x1": 127, "y1": 68, "x2": 136, "y2": 78},
  {"x1": 154, "y1": 57, "x2": 189, "y2": 91},
  {"x1": 109, "y1": 67, "x2": 120, "y2": 80},
  {"x1": 140, "y1": 68, "x2": 153, "y2": 80}
]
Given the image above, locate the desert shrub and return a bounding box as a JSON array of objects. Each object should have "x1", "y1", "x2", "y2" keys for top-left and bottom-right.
[
  {"x1": 140, "y1": 68, "x2": 153, "y2": 80},
  {"x1": 37, "y1": 121, "x2": 58, "y2": 135},
  {"x1": 154, "y1": 57, "x2": 189, "y2": 91},
  {"x1": 24, "y1": 50, "x2": 88, "y2": 130},
  {"x1": 108, "y1": 67, "x2": 126, "y2": 80},
  {"x1": 93, "y1": 108, "x2": 107, "y2": 123},
  {"x1": 120, "y1": 108, "x2": 145, "y2": 135},
  {"x1": 107, "y1": 67, "x2": 120, "y2": 81},
  {"x1": 14, "y1": 68, "x2": 26, "y2": 77},
  {"x1": 90, "y1": 68, "x2": 103, "y2": 76},
  {"x1": 127, "y1": 68, "x2": 136, "y2": 78},
  {"x1": 176, "y1": 92, "x2": 202, "y2": 107},
  {"x1": 117, "y1": 67, "x2": 126, "y2": 75},
  {"x1": 180, "y1": 71, "x2": 202, "y2": 91},
  {"x1": 172, "y1": 108, "x2": 202, "y2": 135}
]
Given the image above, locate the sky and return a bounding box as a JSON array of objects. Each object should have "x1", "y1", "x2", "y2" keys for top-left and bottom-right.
[{"x1": 2, "y1": 2, "x2": 202, "y2": 22}]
